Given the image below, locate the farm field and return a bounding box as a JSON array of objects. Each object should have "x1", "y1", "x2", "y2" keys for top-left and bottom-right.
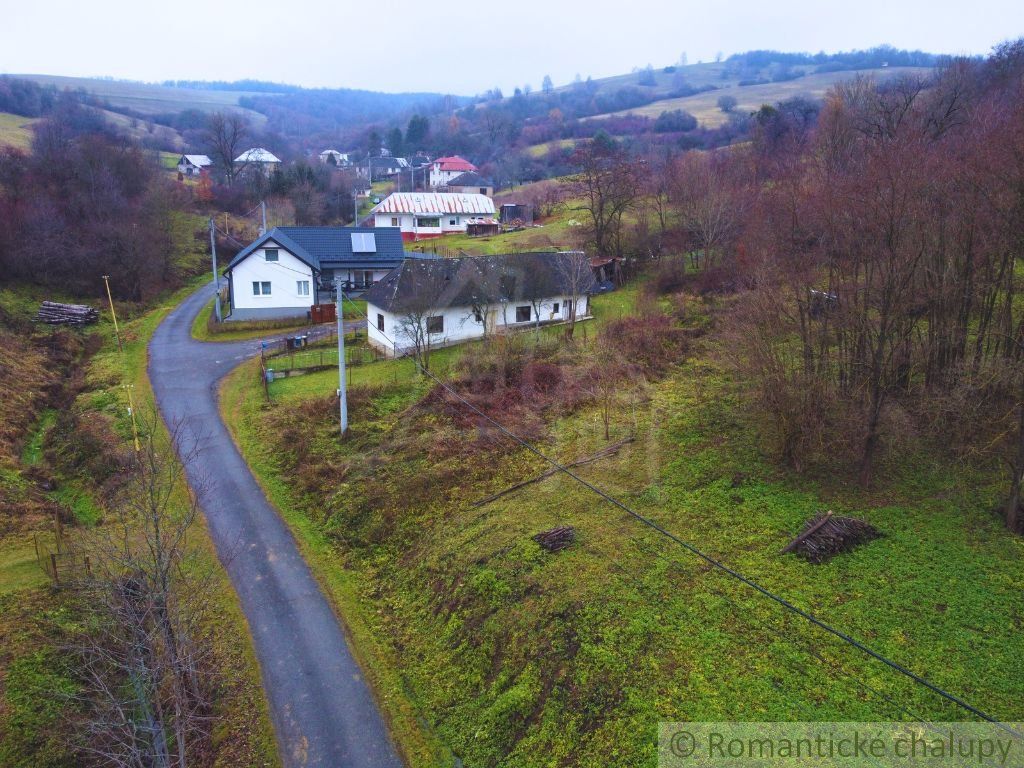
[
  {"x1": 11, "y1": 73, "x2": 272, "y2": 125},
  {"x1": 219, "y1": 281, "x2": 1024, "y2": 766},
  {"x1": 0, "y1": 112, "x2": 38, "y2": 149},
  {"x1": 589, "y1": 66, "x2": 932, "y2": 127}
]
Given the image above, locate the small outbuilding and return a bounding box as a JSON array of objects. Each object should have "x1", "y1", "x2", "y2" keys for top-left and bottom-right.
[{"x1": 176, "y1": 154, "x2": 212, "y2": 176}]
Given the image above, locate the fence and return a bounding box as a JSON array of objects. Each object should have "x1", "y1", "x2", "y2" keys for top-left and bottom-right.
[
  {"x1": 265, "y1": 343, "x2": 386, "y2": 374},
  {"x1": 34, "y1": 531, "x2": 91, "y2": 586}
]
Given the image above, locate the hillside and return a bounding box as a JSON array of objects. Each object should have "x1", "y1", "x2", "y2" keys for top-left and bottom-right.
[
  {"x1": 587, "y1": 66, "x2": 934, "y2": 127},
  {"x1": 0, "y1": 112, "x2": 38, "y2": 149},
  {"x1": 9, "y1": 73, "x2": 272, "y2": 124}
]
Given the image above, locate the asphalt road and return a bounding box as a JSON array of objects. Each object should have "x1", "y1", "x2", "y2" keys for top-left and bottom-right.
[{"x1": 148, "y1": 284, "x2": 401, "y2": 768}]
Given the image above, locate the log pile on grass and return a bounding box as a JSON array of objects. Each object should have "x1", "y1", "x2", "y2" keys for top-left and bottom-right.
[
  {"x1": 533, "y1": 526, "x2": 575, "y2": 552},
  {"x1": 782, "y1": 511, "x2": 880, "y2": 564},
  {"x1": 36, "y1": 301, "x2": 99, "y2": 325}
]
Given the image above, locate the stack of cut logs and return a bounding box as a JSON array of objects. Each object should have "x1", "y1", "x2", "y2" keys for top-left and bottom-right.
[
  {"x1": 533, "y1": 526, "x2": 575, "y2": 552},
  {"x1": 36, "y1": 301, "x2": 100, "y2": 326}
]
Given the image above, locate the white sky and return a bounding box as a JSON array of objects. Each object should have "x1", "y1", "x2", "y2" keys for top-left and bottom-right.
[{"x1": 3, "y1": 0, "x2": 1022, "y2": 94}]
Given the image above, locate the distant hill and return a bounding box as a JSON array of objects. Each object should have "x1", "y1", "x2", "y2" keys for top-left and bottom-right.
[
  {"x1": 587, "y1": 66, "x2": 934, "y2": 127},
  {"x1": 0, "y1": 112, "x2": 39, "y2": 149}
]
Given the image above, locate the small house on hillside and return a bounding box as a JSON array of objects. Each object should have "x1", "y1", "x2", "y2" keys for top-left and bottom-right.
[
  {"x1": 357, "y1": 156, "x2": 409, "y2": 181},
  {"x1": 176, "y1": 154, "x2": 212, "y2": 176},
  {"x1": 223, "y1": 226, "x2": 434, "y2": 320},
  {"x1": 429, "y1": 155, "x2": 477, "y2": 188},
  {"x1": 319, "y1": 149, "x2": 350, "y2": 166},
  {"x1": 364, "y1": 252, "x2": 596, "y2": 357},
  {"x1": 370, "y1": 192, "x2": 496, "y2": 241},
  {"x1": 235, "y1": 147, "x2": 281, "y2": 176},
  {"x1": 445, "y1": 171, "x2": 494, "y2": 197}
]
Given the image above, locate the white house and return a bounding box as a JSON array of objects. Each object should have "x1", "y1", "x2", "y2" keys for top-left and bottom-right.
[
  {"x1": 176, "y1": 154, "x2": 212, "y2": 176},
  {"x1": 428, "y1": 155, "x2": 478, "y2": 188},
  {"x1": 370, "y1": 192, "x2": 496, "y2": 241},
  {"x1": 235, "y1": 147, "x2": 282, "y2": 176},
  {"x1": 364, "y1": 252, "x2": 596, "y2": 357},
  {"x1": 223, "y1": 226, "x2": 430, "y2": 320},
  {"x1": 319, "y1": 149, "x2": 350, "y2": 166}
]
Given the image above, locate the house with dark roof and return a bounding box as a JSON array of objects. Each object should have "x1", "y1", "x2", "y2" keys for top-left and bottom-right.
[
  {"x1": 223, "y1": 226, "x2": 432, "y2": 320},
  {"x1": 363, "y1": 252, "x2": 596, "y2": 356},
  {"x1": 444, "y1": 171, "x2": 494, "y2": 197}
]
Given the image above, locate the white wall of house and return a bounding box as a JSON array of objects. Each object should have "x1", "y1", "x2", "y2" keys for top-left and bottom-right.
[
  {"x1": 372, "y1": 212, "x2": 476, "y2": 237},
  {"x1": 229, "y1": 242, "x2": 315, "y2": 320},
  {"x1": 429, "y1": 167, "x2": 464, "y2": 187},
  {"x1": 367, "y1": 294, "x2": 590, "y2": 356}
]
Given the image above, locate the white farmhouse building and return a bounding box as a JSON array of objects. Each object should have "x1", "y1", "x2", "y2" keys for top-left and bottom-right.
[
  {"x1": 370, "y1": 192, "x2": 496, "y2": 241},
  {"x1": 223, "y1": 226, "x2": 432, "y2": 320},
  {"x1": 364, "y1": 252, "x2": 596, "y2": 357},
  {"x1": 176, "y1": 154, "x2": 212, "y2": 176},
  {"x1": 235, "y1": 147, "x2": 282, "y2": 177},
  {"x1": 428, "y1": 155, "x2": 477, "y2": 187}
]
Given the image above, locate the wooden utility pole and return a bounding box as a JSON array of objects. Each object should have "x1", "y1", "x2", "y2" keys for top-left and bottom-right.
[
  {"x1": 260, "y1": 200, "x2": 268, "y2": 234},
  {"x1": 209, "y1": 219, "x2": 222, "y2": 322},
  {"x1": 101, "y1": 275, "x2": 122, "y2": 352},
  {"x1": 335, "y1": 277, "x2": 348, "y2": 435}
]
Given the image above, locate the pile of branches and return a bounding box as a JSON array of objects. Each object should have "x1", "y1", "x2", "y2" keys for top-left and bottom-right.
[
  {"x1": 36, "y1": 301, "x2": 99, "y2": 325},
  {"x1": 533, "y1": 525, "x2": 575, "y2": 552},
  {"x1": 782, "y1": 511, "x2": 881, "y2": 564}
]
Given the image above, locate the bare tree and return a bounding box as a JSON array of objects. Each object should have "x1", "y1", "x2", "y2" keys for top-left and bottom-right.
[
  {"x1": 203, "y1": 112, "x2": 250, "y2": 186},
  {"x1": 69, "y1": 417, "x2": 218, "y2": 768},
  {"x1": 556, "y1": 251, "x2": 593, "y2": 340},
  {"x1": 567, "y1": 135, "x2": 640, "y2": 259}
]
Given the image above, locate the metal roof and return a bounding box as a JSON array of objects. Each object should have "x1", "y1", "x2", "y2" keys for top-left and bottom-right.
[
  {"x1": 370, "y1": 192, "x2": 495, "y2": 215},
  {"x1": 225, "y1": 226, "x2": 407, "y2": 272},
  {"x1": 432, "y1": 155, "x2": 477, "y2": 172},
  {"x1": 179, "y1": 154, "x2": 212, "y2": 167},
  {"x1": 234, "y1": 147, "x2": 281, "y2": 163}
]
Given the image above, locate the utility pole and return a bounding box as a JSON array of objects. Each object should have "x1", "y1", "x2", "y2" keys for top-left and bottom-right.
[
  {"x1": 335, "y1": 277, "x2": 348, "y2": 435},
  {"x1": 101, "y1": 275, "x2": 122, "y2": 352},
  {"x1": 209, "y1": 219, "x2": 222, "y2": 323},
  {"x1": 260, "y1": 200, "x2": 267, "y2": 234}
]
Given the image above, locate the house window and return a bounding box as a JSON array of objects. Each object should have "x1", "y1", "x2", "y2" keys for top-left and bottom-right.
[
  {"x1": 449, "y1": 218, "x2": 457, "y2": 226},
  {"x1": 376, "y1": 313, "x2": 385, "y2": 332},
  {"x1": 553, "y1": 302, "x2": 560, "y2": 314},
  {"x1": 391, "y1": 217, "x2": 399, "y2": 227},
  {"x1": 417, "y1": 217, "x2": 440, "y2": 228},
  {"x1": 565, "y1": 299, "x2": 573, "y2": 317},
  {"x1": 426, "y1": 315, "x2": 444, "y2": 334},
  {"x1": 516, "y1": 305, "x2": 531, "y2": 323},
  {"x1": 479, "y1": 187, "x2": 487, "y2": 194},
  {"x1": 473, "y1": 309, "x2": 483, "y2": 323},
  {"x1": 252, "y1": 281, "x2": 272, "y2": 296},
  {"x1": 297, "y1": 280, "x2": 310, "y2": 296},
  {"x1": 265, "y1": 248, "x2": 279, "y2": 262}
]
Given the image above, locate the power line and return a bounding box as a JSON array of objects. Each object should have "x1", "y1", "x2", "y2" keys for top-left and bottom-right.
[{"x1": 339, "y1": 291, "x2": 1018, "y2": 733}]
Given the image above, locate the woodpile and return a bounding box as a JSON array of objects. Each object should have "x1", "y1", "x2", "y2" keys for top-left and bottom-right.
[
  {"x1": 533, "y1": 526, "x2": 575, "y2": 552},
  {"x1": 781, "y1": 511, "x2": 881, "y2": 564},
  {"x1": 36, "y1": 301, "x2": 99, "y2": 326}
]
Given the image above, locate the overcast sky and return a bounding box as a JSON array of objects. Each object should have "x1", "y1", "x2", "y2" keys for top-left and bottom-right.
[{"x1": 4, "y1": 0, "x2": 1022, "y2": 94}]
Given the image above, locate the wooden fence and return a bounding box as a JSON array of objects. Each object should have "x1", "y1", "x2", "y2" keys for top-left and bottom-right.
[{"x1": 34, "y1": 532, "x2": 91, "y2": 586}]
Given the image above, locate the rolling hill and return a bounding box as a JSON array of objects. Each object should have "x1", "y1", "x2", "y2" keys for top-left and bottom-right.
[
  {"x1": 0, "y1": 112, "x2": 39, "y2": 149},
  {"x1": 9, "y1": 74, "x2": 272, "y2": 125},
  {"x1": 589, "y1": 66, "x2": 934, "y2": 127}
]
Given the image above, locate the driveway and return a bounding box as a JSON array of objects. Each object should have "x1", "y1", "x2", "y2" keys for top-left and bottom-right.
[{"x1": 148, "y1": 284, "x2": 400, "y2": 768}]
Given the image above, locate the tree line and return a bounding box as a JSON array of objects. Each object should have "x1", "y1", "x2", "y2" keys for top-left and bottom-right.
[{"x1": 563, "y1": 42, "x2": 1024, "y2": 533}]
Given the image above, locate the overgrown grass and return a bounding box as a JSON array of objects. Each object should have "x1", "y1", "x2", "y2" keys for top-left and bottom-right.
[{"x1": 219, "y1": 279, "x2": 1024, "y2": 766}]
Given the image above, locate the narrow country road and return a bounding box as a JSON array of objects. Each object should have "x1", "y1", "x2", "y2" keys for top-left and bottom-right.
[{"x1": 148, "y1": 283, "x2": 401, "y2": 768}]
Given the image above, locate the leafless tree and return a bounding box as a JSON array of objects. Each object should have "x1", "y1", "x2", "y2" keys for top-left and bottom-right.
[
  {"x1": 203, "y1": 112, "x2": 250, "y2": 186},
  {"x1": 68, "y1": 417, "x2": 218, "y2": 767},
  {"x1": 567, "y1": 136, "x2": 640, "y2": 258},
  {"x1": 556, "y1": 251, "x2": 593, "y2": 340}
]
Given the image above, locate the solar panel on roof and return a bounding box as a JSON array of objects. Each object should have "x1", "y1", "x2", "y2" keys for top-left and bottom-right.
[{"x1": 351, "y1": 233, "x2": 376, "y2": 253}]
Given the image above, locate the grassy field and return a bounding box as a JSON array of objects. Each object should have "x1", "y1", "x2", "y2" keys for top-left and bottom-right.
[
  {"x1": 589, "y1": 66, "x2": 932, "y2": 127},
  {"x1": 524, "y1": 138, "x2": 578, "y2": 158},
  {"x1": 218, "y1": 280, "x2": 1023, "y2": 767},
  {"x1": 0, "y1": 112, "x2": 38, "y2": 150},
  {"x1": 12, "y1": 74, "x2": 271, "y2": 125}
]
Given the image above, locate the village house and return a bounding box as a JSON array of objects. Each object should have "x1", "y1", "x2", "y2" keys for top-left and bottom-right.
[
  {"x1": 355, "y1": 156, "x2": 409, "y2": 181},
  {"x1": 319, "y1": 149, "x2": 350, "y2": 166},
  {"x1": 370, "y1": 192, "x2": 496, "y2": 241},
  {"x1": 176, "y1": 154, "x2": 212, "y2": 176},
  {"x1": 428, "y1": 155, "x2": 477, "y2": 188},
  {"x1": 235, "y1": 147, "x2": 282, "y2": 176},
  {"x1": 364, "y1": 252, "x2": 596, "y2": 357},
  {"x1": 223, "y1": 226, "x2": 431, "y2": 320},
  {"x1": 444, "y1": 171, "x2": 494, "y2": 197}
]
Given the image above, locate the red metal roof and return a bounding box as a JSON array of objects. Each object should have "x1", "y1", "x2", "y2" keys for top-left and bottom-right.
[
  {"x1": 432, "y1": 155, "x2": 477, "y2": 172},
  {"x1": 370, "y1": 192, "x2": 496, "y2": 215}
]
